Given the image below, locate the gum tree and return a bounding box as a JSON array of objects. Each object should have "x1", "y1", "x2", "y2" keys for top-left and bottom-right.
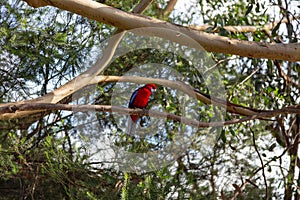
[{"x1": 0, "y1": 0, "x2": 299, "y2": 199}]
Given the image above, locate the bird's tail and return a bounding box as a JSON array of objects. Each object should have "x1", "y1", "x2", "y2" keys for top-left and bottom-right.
[{"x1": 126, "y1": 117, "x2": 137, "y2": 135}]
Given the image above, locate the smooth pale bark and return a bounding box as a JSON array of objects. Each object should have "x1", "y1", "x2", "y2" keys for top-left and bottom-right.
[
  {"x1": 23, "y1": 0, "x2": 300, "y2": 62},
  {"x1": 191, "y1": 16, "x2": 297, "y2": 33},
  {"x1": 2, "y1": 75, "x2": 299, "y2": 120}
]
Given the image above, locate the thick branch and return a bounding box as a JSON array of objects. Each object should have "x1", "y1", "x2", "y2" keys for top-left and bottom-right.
[
  {"x1": 1, "y1": 75, "x2": 298, "y2": 120},
  {"x1": 90, "y1": 75, "x2": 261, "y2": 116},
  {"x1": 23, "y1": 0, "x2": 300, "y2": 61},
  {"x1": 0, "y1": 76, "x2": 259, "y2": 120}
]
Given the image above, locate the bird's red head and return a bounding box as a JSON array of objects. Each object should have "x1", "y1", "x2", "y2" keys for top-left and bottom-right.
[{"x1": 145, "y1": 84, "x2": 157, "y2": 92}]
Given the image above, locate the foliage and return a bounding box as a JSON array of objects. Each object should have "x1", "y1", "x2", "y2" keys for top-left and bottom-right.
[{"x1": 0, "y1": 0, "x2": 299, "y2": 199}]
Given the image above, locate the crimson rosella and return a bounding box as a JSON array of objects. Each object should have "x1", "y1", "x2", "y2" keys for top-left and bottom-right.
[{"x1": 127, "y1": 84, "x2": 157, "y2": 134}]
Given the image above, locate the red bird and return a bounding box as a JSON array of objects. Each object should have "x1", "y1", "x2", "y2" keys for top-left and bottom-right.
[{"x1": 127, "y1": 84, "x2": 157, "y2": 133}]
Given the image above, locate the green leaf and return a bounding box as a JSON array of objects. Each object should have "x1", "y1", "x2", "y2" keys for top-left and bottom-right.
[
  {"x1": 229, "y1": 128, "x2": 236, "y2": 137},
  {"x1": 245, "y1": 3, "x2": 253, "y2": 16},
  {"x1": 255, "y1": 2, "x2": 260, "y2": 13},
  {"x1": 220, "y1": 129, "x2": 227, "y2": 143}
]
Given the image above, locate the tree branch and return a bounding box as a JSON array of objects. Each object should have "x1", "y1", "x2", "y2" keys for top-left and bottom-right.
[
  {"x1": 0, "y1": 75, "x2": 259, "y2": 120},
  {"x1": 132, "y1": 0, "x2": 154, "y2": 14},
  {"x1": 191, "y1": 15, "x2": 299, "y2": 34},
  {"x1": 89, "y1": 75, "x2": 262, "y2": 116},
  {"x1": 162, "y1": 0, "x2": 178, "y2": 16},
  {"x1": 250, "y1": 127, "x2": 268, "y2": 199},
  {"x1": 230, "y1": 146, "x2": 291, "y2": 200},
  {"x1": 1, "y1": 75, "x2": 299, "y2": 120},
  {"x1": 274, "y1": 60, "x2": 300, "y2": 90},
  {"x1": 23, "y1": 0, "x2": 300, "y2": 61},
  {"x1": 1, "y1": 103, "x2": 300, "y2": 128}
]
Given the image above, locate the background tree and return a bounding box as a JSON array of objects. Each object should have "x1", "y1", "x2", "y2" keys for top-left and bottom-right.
[{"x1": 0, "y1": 0, "x2": 299, "y2": 199}]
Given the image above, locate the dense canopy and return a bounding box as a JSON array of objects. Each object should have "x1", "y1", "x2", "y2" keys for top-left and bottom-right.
[{"x1": 0, "y1": 0, "x2": 299, "y2": 199}]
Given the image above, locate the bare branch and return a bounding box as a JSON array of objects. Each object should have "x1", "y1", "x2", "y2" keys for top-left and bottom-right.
[
  {"x1": 23, "y1": 0, "x2": 300, "y2": 61},
  {"x1": 90, "y1": 75, "x2": 282, "y2": 117},
  {"x1": 1, "y1": 103, "x2": 300, "y2": 127},
  {"x1": 1, "y1": 75, "x2": 299, "y2": 120},
  {"x1": 231, "y1": 146, "x2": 291, "y2": 200},
  {"x1": 163, "y1": 0, "x2": 178, "y2": 16},
  {"x1": 191, "y1": 15, "x2": 299, "y2": 33},
  {"x1": 250, "y1": 127, "x2": 268, "y2": 199},
  {"x1": 275, "y1": 60, "x2": 300, "y2": 90},
  {"x1": 132, "y1": 0, "x2": 154, "y2": 14}
]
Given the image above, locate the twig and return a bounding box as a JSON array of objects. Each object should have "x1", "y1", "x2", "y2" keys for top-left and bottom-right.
[
  {"x1": 1, "y1": 103, "x2": 300, "y2": 128},
  {"x1": 190, "y1": 15, "x2": 299, "y2": 33},
  {"x1": 238, "y1": 67, "x2": 260, "y2": 86},
  {"x1": 203, "y1": 57, "x2": 236, "y2": 75},
  {"x1": 250, "y1": 127, "x2": 268, "y2": 199},
  {"x1": 231, "y1": 146, "x2": 290, "y2": 200},
  {"x1": 274, "y1": 60, "x2": 300, "y2": 90}
]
